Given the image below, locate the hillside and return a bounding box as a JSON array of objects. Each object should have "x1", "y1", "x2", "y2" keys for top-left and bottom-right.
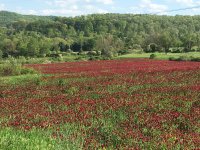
[
  {"x1": 0, "y1": 11, "x2": 200, "y2": 58},
  {"x1": 0, "y1": 11, "x2": 54, "y2": 26}
]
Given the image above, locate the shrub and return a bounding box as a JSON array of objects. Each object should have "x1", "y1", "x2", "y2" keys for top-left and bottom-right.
[
  {"x1": 169, "y1": 56, "x2": 193, "y2": 61},
  {"x1": 89, "y1": 56, "x2": 101, "y2": 61},
  {"x1": 118, "y1": 49, "x2": 129, "y2": 55},
  {"x1": 132, "y1": 44, "x2": 142, "y2": 50},
  {"x1": 145, "y1": 43, "x2": 160, "y2": 53},
  {"x1": 190, "y1": 57, "x2": 200, "y2": 62},
  {"x1": 0, "y1": 63, "x2": 21, "y2": 76},
  {"x1": 20, "y1": 67, "x2": 38, "y2": 75},
  {"x1": 101, "y1": 49, "x2": 113, "y2": 59},
  {"x1": 169, "y1": 56, "x2": 200, "y2": 62},
  {"x1": 87, "y1": 51, "x2": 97, "y2": 56},
  {"x1": 17, "y1": 56, "x2": 27, "y2": 64},
  {"x1": 0, "y1": 50, "x2": 3, "y2": 60},
  {"x1": 149, "y1": 54, "x2": 157, "y2": 59},
  {"x1": 171, "y1": 48, "x2": 182, "y2": 53},
  {"x1": 169, "y1": 57, "x2": 176, "y2": 61},
  {"x1": 176, "y1": 56, "x2": 189, "y2": 61},
  {"x1": 0, "y1": 63, "x2": 38, "y2": 76}
]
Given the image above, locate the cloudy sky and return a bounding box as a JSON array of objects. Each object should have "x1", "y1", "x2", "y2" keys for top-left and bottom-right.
[{"x1": 0, "y1": 0, "x2": 200, "y2": 16}]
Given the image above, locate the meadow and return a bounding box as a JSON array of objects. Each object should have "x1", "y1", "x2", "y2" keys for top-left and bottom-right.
[
  {"x1": 0, "y1": 59, "x2": 200, "y2": 149},
  {"x1": 118, "y1": 52, "x2": 200, "y2": 60}
]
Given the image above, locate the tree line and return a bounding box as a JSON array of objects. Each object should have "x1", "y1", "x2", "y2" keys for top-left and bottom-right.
[{"x1": 1, "y1": 12, "x2": 200, "y2": 58}]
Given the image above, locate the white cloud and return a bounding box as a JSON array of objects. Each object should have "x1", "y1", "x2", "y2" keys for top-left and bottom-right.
[
  {"x1": 0, "y1": 3, "x2": 5, "y2": 10},
  {"x1": 40, "y1": 0, "x2": 111, "y2": 16},
  {"x1": 41, "y1": 8, "x2": 81, "y2": 16},
  {"x1": 130, "y1": 0, "x2": 168, "y2": 14},
  {"x1": 175, "y1": 0, "x2": 199, "y2": 6},
  {"x1": 97, "y1": 8, "x2": 108, "y2": 13},
  {"x1": 15, "y1": 7, "x2": 38, "y2": 15},
  {"x1": 84, "y1": 4, "x2": 94, "y2": 10},
  {"x1": 83, "y1": 4, "x2": 109, "y2": 14},
  {"x1": 41, "y1": 9, "x2": 55, "y2": 15},
  {"x1": 53, "y1": 0, "x2": 114, "y2": 6},
  {"x1": 96, "y1": 0, "x2": 114, "y2": 5},
  {"x1": 45, "y1": 1, "x2": 53, "y2": 6},
  {"x1": 38, "y1": 0, "x2": 82, "y2": 16},
  {"x1": 54, "y1": 0, "x2": 79, "y2": 7},
  {"x1": 72, "y1": 5, "x2": 79, "y2": 10},
  {"x1": 11, "y1": 0, "x2": 112, "y2": 16},
  {"x1": 174, "y1": 0, "x2": 200, "y2": 15},
  {"x1": 27, "y1": 10, "x2": 38, "y2": 15}
]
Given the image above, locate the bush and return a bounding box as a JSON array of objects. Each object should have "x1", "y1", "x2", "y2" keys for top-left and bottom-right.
[
  {"x1": 169, "y1": 57, "x2": 176, "y2": 61},
  {"x1": 149, "y1": 54, "x2": 157, "y2": 59},
  {"x1": 75, "y1": 57, "x2": 87, "y2": 61},
  {"x1": 0, "y1": 63, "x2": 21, "y2": 76},
  {"x1": 132, "y1": 44, "x2": 142, "y2": 50},
  {"x1": 0, "y1": 61, "x2": 38, "y2": 76},
  {"x1": 0, "y1": 50, "x2": 3, "y2": 60},
  {"x1": 118, "y1": 49, "x2": 129, "y2": 55},
  {"x1": 145, "y1": 43, "x2": 160, "y2": 53},
  {"x1": 20, "y1": 67, "x2": 38, "y2": 75},
  {"x1": 171, "y1": 48, "x2": 182, "y2": 53},
  {"x1": 15, "y1": 56, "x2": 27, "y2": 64},
  {"x1": 169, "y1": 56, "x2": 192, "y2": 61},
  {"x1": 190, "y1": 57, "x2": 200, "y2": 62},
  {"x1": 27, "y1": 58, "x2": 52, "y2": 64},
  {"x1": 87, "y1": 51, "x2": 97, "y2": 56},
  {"x1": 176, "y1": 56, "x2": 189, "y2": 61},
  {"x1": 88, "y1": 56, "x2": 101, "y2": 61}
]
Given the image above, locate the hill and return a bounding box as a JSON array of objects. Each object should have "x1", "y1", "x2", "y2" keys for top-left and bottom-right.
[
  {"x1": 0, "y1": 11, "x2": 54, "y2": 26},
  {"x1": 0, "y1": 11, "x2": 200, "y2": 58}
]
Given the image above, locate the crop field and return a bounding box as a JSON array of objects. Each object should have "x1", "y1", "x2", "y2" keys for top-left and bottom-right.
[{"x1": 1, "y1": 59, "x2": 200, "y2": 149}]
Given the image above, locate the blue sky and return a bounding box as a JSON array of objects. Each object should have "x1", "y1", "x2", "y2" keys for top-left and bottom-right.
[{"x1": 0, "y1": 0, "x2": 200, "y2": 16}]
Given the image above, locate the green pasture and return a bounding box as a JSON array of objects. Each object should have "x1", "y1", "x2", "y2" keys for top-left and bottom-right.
[{"x1": 118, "y1": 52, "x2": 200, "y2": 60}]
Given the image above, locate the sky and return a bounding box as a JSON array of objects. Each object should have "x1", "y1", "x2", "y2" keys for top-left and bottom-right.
[{"x1": 1, "y1": 0, "x2": 200, "y2": 16}]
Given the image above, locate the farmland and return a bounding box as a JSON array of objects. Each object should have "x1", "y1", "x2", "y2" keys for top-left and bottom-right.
[{"x1": 0, "y1": 59, "x2": 200, "y2": 149}]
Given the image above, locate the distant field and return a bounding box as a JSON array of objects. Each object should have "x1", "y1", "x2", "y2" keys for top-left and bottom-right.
[
  {"x1": 1, "y1": 59, "x2": 200, "y2": 149},
  {"x1": 118, "y1": 52, "x2": 200, "y2": 59}
]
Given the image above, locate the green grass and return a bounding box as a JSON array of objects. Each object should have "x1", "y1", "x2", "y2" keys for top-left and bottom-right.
[
  {"x1": 0, "y1": 54, "x2": 87, "y2": 66},
  {"x1": 118, "y1": 52, "x2": 200, "y2": 60},
  {"x1": 118, "y1": 53, "x2": 151, "y2": 59},
  {"x1": 0, "y1": 125, "x2": 84, "y2": 150},
  {"x1": 0, "y1": 74, "x2": 41, "y2": 85},
  {"x1": 0, "y1": 128, "x2": 57, "y2": 150}
]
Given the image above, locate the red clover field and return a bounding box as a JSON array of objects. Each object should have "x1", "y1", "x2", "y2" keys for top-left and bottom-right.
[{"x1": 1, "y1": 59, "x2": 200, "y2": 149}]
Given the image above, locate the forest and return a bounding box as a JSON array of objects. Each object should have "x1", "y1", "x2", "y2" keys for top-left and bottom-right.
[{"x1": 1, "y1": 11, "x2": 200, "y2": 59}]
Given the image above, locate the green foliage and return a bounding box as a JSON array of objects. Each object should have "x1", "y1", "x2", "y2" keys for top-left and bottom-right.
[
  {"x1": 21, "y1": 67, "x2": 38, "y2": 75},
  {"x1": 1, "y1": 12, "x2": 200, "y2": 59},
  {"x1": 146, "y1": 43, "x2": 160, "y2": 53},
  {"x1": 190, "y1": 57, "x2": 200, "y2": 62},
  {"x1": 0, "y1": 57, "x2": 38, "y2": 76},
  {"x1": 0, "y1": 11, "x2": 54, "y2": 26},
  {"x1": 169, "y1": 56, "x2": 200, "y2": 62},
  {"x1": 169, "y1": 57, "x2": 176, "y2": 61},
  {"x1": 0, "y1": 63, "x2": 37, "y2": 76},
  {"x1": 119, "y1": 52, "x2": 200, "y2": 61},
  {"x1": 0, "y1": 126, "x2": 84, "y2": 150},
  {"x1": 0, "y1": 128, "x2": 57, "y2": 150},
  {"x1": 149, "y1": 54, "x2": 157, "y2": 59},
  {"x1": 0, "y1": 50, "x2": 3, "y2": 59},
  {"x1": 0, "y1": 63, "x2": 21, "y2": 76}
]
